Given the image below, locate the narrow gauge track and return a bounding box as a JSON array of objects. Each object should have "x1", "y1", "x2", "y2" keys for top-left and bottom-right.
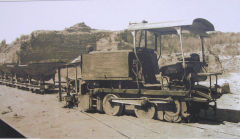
[
  {"x1": 81, "y1": 112, "x2": 131, "y2": 139},
  {"x1": 0, "y1": 82, "x2": 238, "y2": 138},
  {"x1": 0, "y1": 84, "x2": 238, "y2": 138},
  {"x1": 123, "y1": 116, "x2": 240, "y2": 138},
  {"x1": 181, "y1": 122, "x2": 240, "y2": 138},
  {"x1": 80, "y1": 111, "x2": 240, "y2": 138}
]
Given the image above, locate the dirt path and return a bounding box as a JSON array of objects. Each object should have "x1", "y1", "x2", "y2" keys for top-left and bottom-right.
[{"x1": 0, "y1": 85, "x2": 240, "y2": 138}]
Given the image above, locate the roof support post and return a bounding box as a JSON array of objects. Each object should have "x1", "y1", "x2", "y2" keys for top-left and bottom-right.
[
  {"x1": 154, "y1": 33, "x2": 158, "y2": 51},
  {"x1": 132, "y1": 30, "x2": 141, "y2": 63},
  {"x1": 58, "y1": 67, "x2": 62, "y2": 102},
  {"x1": 66, "y1": 65, "x2": 68, "y2": 79},
  {"x1": 159, "y1": 35, "x2": 162, "y2": 58},
  {"x1": 176, "y1": 27, "x2": 186, "y2": 68},
  {"x1": 138, "y1": 31, "x2": 143, "y2": 47},
  {"x1": 144, "y1": 30, "x2": 147, "y2": 48},
  {"x1": 200, "y1": 36, "x2": 206, "y2": 64},
  {"x1": 75, "y1": 66, "x2": 78, "y2": 93},
  {"x1": 131, "y1": 31, "x2": 136, "y2": 50}
]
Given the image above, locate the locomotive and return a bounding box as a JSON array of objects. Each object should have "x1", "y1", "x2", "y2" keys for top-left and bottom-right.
[
  {"x1": 63, "y1": 18, "x2": 229, "y2": 122},
  {"x1": 0, "y1": 18, "x2": 229, "y2": 123}
]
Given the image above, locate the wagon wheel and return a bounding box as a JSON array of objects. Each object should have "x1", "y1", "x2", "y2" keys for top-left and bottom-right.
[
  {"x1": 134, "y1": 103, "x2": 156, "y2": 119},
  {"x1": 164, "y1": 100, "x2": 182, "y2": 122},
  {"x1": 103, "y1": 94, "x2": 123, "y2": 116}
]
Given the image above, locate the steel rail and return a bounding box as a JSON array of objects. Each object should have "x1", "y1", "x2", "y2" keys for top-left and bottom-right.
[{"x1": 80, "y1": 111, "x2": 131, "y2": 139}]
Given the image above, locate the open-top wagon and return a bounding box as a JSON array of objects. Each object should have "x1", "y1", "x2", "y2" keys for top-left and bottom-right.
[
  {"x1": 0, "y1": 63, "x2": 28, "y2": 86},
  {"x1": 18, "y1": 61, "x2": 65, "y2": 93},
  {"x1": 20, "y1": 62, "x2": 65, "y2": 81},
  {"x1": 0, "y1": 61, "x2": 65, "y2": 93}
]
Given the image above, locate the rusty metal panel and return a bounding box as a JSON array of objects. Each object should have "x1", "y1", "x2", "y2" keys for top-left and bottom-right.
[{"x1": 82, "y1": 51, "x2": 130, "y2": 80}]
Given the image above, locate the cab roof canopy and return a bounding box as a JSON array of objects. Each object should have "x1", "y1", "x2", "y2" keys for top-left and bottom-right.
[{"x1": 128, "y1": 18, "x2": 215, "y2": 36}]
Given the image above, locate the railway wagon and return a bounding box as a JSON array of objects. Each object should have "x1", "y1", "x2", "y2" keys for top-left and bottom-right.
[
  {"x1": 20, "y1": 62, "x2": 65, "y2": 81},
  {"x1": 18, "y1": 62, "x2": 65, "y2": 93},
  {"x1": 0, "y1": 62, "x2": 65, "y2": 93},
  {"x1": 64, "y1": 18, "x2": 229, "y2": 122},
  {"x1": 0, "y1": 64, "x2": 28, "y2": 86}
]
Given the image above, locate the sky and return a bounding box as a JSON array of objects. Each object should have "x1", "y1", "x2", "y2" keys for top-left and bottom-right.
[{"x1": 0, "y1": 0, "x2": 239, "y2": 43}]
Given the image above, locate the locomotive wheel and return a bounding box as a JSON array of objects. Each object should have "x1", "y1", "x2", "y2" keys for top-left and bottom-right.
[
  {"x1": 157, "y1": 110, "x2": 164, "y2": 121},
  {"x1": 181, "y1": 101, "x2": 190, "y2": 118},
  {"x1": 164, "y1": 100, "x2": 182, "y2": 122},
  {"x1": 134, "y1": 103, "x2": 156, "y2": 119},
  {"x1": 103, "y1": 94, "x2": 123, "y2": 116},
  {"x1": 156, "y1": 104, "x2": 164, "y2": 121},
  {"x1": 164, "y1": 113, "x2": 182, "y2": 123}
]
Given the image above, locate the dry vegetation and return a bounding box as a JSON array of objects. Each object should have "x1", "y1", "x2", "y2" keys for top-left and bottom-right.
[
  {"x1": 0, "y1": 23, "x2": 110, "y2": 64},
  {"x1": 116, "y1": 30, "x2": 240, "y2": 56},
  {"x1": 0, "y1": 23, "x2": 240, "y2": 66}
]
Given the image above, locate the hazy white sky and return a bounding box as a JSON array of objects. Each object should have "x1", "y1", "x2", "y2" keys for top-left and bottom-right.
[{"x1": 0, "y1": 0, "x2": 239, "y2": 43}]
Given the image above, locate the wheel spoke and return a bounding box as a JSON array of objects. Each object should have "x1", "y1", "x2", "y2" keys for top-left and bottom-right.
[
  {"x1": 181, "y1": 101, "x2": 190, "y2": 118},
  {"x1": 134, "y1": 103, "x2": 156, "y2": 119},
  {"x1": 103, "y1": 94, "x2": 123, "y2": 116},
  {"x1": 163, "y1": 100, "x2": 182, "y2": 122}
]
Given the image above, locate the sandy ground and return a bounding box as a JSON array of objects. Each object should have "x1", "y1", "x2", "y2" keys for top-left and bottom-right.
[{"x1": 0, "y1": 83, "x2": 240, "y2": 138}]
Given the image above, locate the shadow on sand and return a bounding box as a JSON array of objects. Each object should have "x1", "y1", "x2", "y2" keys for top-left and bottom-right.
[
  {"x1": 215, "y1": 108, "x2": 240, "y2": 123},
  {"x1": 124, "y1": 107, "x2": 240, "y2": 124}
]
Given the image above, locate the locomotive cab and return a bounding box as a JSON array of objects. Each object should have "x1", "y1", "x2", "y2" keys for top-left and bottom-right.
[
  {"x1": 131, "y1": 47, "x2": 159, "y2": 84},
  {"x1": 128, "y1": 18, "x2": 225, "y2": 92},
  {"x1": 159, "y1": 53, "x2": 207, "y2": 83}
]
